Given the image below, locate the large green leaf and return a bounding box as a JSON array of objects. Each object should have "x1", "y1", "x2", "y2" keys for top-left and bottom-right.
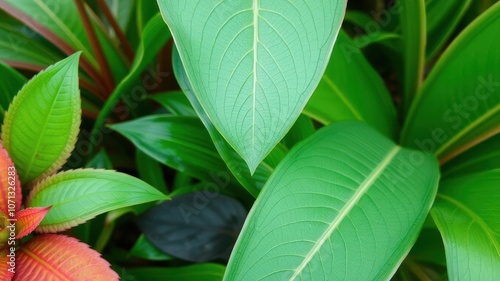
[
  {"x1": 26, "y1": 169, "x2": 168, "y2": 233},
  {"x1": 126, "y1": 264, "x2": 225, "y2": 281},
  {"x1": 425, "y1": 0, "x2": 472, "y2": 60},
  {"x1": 399, "y1": 0, "x2": 426, "y2": 111},
  {"x1": 441, "y1": 133, "x2": 500, "y2": 178},
  {"x1": 401, "y1": 2, "x2": 500, "y2": 163},
  {"x1": 110, "y1": 115, "x2": 228, "y2": 183},
  {"x1": 224, "y1": 121, "x2": 440, "y2": 280},
  {"x1": 172, "y1": 49, "x2": 285, "y2": 197},
  {"x1": 0, "y1": 61, "x2": 26, "y2": 122},
  {"x1": 1, "y1": 53, "x2": 81, "y2": 184},
  {"x1": 431, "y1": 170, "x2": 500, "y2": 280},
  {"x1": 303, "y1": 30, "x2": 396, "y2": 139},
  {"x1": 158, "y1": 0, "x2": 346, "y2": 172}
]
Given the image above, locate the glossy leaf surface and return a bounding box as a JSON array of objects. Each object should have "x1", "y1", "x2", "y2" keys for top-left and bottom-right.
[
  {"x1": 1, "y1": 53, "x2": 81, "y2": 184},
  {"x1": 225, "y1": 121, "x2": 440, "y2": 280},
  {"x1": 158, "y1": 0, "x2": 346, "y2": 171}
]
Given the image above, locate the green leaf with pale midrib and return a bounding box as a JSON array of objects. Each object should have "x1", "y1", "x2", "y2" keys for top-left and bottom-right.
[
  {"x1": 1, "y1": 53, "x2": 81, "y2": 184},
  {"x1": 401, "y1": 2, "x2": 500, "y2": 162},
  {"x1": 158, "y1": 0, "x2": 347, "y2": 172},
  {"x1": 224, "y1": 121, "x2": 440, "y2": 280},
  {"x1": 26, "y1": 169, "x2": 168, "y2": 233},
  {"x1": 431, "y1": 170, "x2": 500, "y2": 279}
]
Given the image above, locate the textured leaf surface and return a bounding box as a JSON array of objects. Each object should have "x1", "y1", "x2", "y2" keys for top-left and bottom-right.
[
  {"x1": 15, "y1": 234, "x2": 118, "y2": 281},
  {"x1": 224, "y1": 121, "x2": 440, "y2": 280},
  {"x1": 139, "y1": 192, "x2": 247, "y2": 262},
  {"x1": 126, "y1": 264, "x2": 225, "y2": 281},
  {"x1": 26, "y1": 169, "x2": 168, "y2": 233},
  {"x1": 431, "y1": 170, "x2": 500, "y2": 280},
  {"x1": 304, "y1": 30, "x2": 396, "y2": 138},
  {"x1": 15, "y1": 207, "x2": 51, "y2": 239},
  {"x1": 158, "y1": 0, "x2": 346, "y2": 172},
  {"x1": 0, "y1": 144, "x2": 21, "y2": 214},
  {"x1": 0, "y1": 248, "x2": 14, "y2": 281},
  {"x1": 1, "y1": 53, "x2": 81, "y2": 184},
  {"x1": 402, "y1": 2, "x2": 500, "y2": 163},
  {"x1": 172, "y1": 49, "x2": 285, "y2": 196},
  {"x1": 0, "y1": 61, "x2": 26, "y2": 123}
]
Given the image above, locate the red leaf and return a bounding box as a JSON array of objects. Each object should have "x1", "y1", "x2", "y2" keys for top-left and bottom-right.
[
  {"x1": 0, "y1": 144, "x2": 21, "y2": 215},
  {"x1": 14, "y1": 235, "x2": 118, "y2": 281},
  {"x1": 0, "y1": 248, "x2": 14, "y2": 281},
  {"x1": 15, "y1": 207, "x2": 51, "y2": 239}
]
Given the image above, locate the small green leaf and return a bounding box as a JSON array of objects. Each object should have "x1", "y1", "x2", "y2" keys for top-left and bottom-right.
[
  {"x1": 0, "y1": 61, "x2": 26, "y2": 123},
  {"x1": 129, "y1": 234, "x2": 172, "y2": 261},
  {"x1": 401, "y1": 2, "x2": 500, "y2": 163},
  {"x1": 304, "y1": 30, "x2": 396, "y2": 138},
  {"x1": 224, "y1": 121, "x2": 440, "y2": 280},
  {"x1": 2, "y1": 53, "x2": 81, "y2": 184},
  {"x1": 126, "y1": 264, "x2": 225, "y2": 281},
  {"x1": 431, "y1": 170, "x2": 500, "y2": 280},
  {"x1": 158, "y1": 0, "x2": 347, "y2": 172},
  {"x1": 26, "y1": 169, "x2": 168, "y2": 233}
]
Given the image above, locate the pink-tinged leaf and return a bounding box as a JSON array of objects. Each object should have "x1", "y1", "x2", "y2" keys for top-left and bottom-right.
[
  {"x1": 15, "y1": 207, "x2": 51, "y2": 239},
  {"x1": 0, "y1": 248, "x2": 14, "y2": 281},
  {"x1": 0, "y1": 144, "x2": 21, "y2": 215},
  {"x1": 14, "y1": 234, "x2": 118, "y2": 281}
]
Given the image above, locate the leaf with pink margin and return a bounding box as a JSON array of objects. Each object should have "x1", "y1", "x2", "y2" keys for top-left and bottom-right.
[
  {"x1": 14, "y1": 234, "x2": 118, "y2": 280},
  {"x1": 0, "y1": 144, "x2": 21, "y2": 215},
  {"x1": 0, "y1": 248, "x2": 14, "y2": 281},
  {"x1": 15, "y1": 207, "x2": 51, "y2": 239}
]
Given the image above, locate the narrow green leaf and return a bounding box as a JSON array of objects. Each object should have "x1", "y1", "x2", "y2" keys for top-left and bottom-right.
[
  {"x1": 1, "y1": 53, "x2": 81, "y2": 184},
  {"x1": 129, "y1": 234, "x2": 172, "y2": 261},
  {"x1": 172, "y1": 49, "x2": 285, "y2": 197},
  {"x1": 224, "y1": 121, "x2": 440, "y2": 280},
  {"x1": 425, "y1": 0, "x2": 472, "y2": 60},
  {"x1": 110, "y1": 115, "x2": 228, "y2": 183},
  {"x1": 91, "y1": 14, "x2": 171, "y2": 150},
  {"x1": 85, "y1": 149, "x2": 113, "y2": 169},
  {"x1": 137, "y1": 0, "x2": 159, "y2": 34},
  {"x1": 401, "y1": 2, "x2": 500, "y2": 163},
  {"x1": 150, "y1": 91, "x2": 197, "y2": 117},
  {"x1": 136, "y1": 149, "x2": 168, "y2": 193},
  {"x1": 303, "y1": 30, "x2": 396, "y2": 138},
  {"x1": 26, "y1": 169, "x2": 168, "y2": 233},
  {"x1": 441, "y1": 133, "x2": 500, "y2": 178},
  {"x1": 399, "y1": 0, "x2": 426, "y2": 111},
  {"x1": 431, "y1": 170, "x2": 500, "y2": 280},
  {"x1": 0, "y1": 61, "x2": 26, "y2": 122},
  {"x1": 126, "y1": 264, "x2": 225, "y2": 281},
  {"x1": 158, "y1": 0, "x2": 347, "y2": 172}
]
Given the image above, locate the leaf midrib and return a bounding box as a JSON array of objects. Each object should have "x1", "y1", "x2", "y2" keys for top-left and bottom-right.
[
  {"x1": 437, "y1": 193, "x2": 500, "y2": 255},
  {"x1": 289, "y1": 146, "x2": 400, "y2": 280},
  {"x1": 21, "y1": 246, "x2": 72, "y2": 281},
  {"x1": 251, "y1": 0, "x2": 259, "y2": 153}
]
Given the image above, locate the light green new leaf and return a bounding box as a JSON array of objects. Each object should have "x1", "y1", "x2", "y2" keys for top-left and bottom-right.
[
  {"x1": 224, "y1": 121, "x2": 440, "y2": 280},
  {"x1": 90, "y1": 14, "x2": 171, "y2": 150},
  {"x1": 0, "y1": 61, "x2": 26, "y2": 122},
  {"x1": 26, "y1": 169, "x2": 168, "y2": 233},
  {"x1": 425, "y1": 0, "x2": 472, "y2": 60},
  {"x1": 441, "y1": 133, "x2": 500, "y2": 178},
  {"x1": 158, "y1": 0, "x2": 347, "y2": 172},
  {"x1": 2, "y1": 53, "x2": 81, "y2": 184},
  {"x1": 172, "y1": 49, "x2": 286, "y2": 196},
  {"x1": 399, "y1": 0, "x2": 426, "y2": 111},
  {"x1": 303, "y1": 30, "x2": 396, "y2": 139},
  {"x1": 126, "y1": 264, "x2": 225, "y2": 281},
  {"x1": 431, "y1": 170, "x2": 500, "y2": 280},
  {"x1": 110, "y1": 115, "x2": 228, "y2": 183},
  {"x1": 401, "y1": 2, "x2": 500, "y2": 163}
]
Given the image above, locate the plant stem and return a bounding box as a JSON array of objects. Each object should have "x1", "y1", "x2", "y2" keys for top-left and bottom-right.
[
  {"x1": 97, "y1": 0, "x2": 134, "y2": 63},
  {"x1": 75, "y1": 0, "x2": 115, "y2": 94}
]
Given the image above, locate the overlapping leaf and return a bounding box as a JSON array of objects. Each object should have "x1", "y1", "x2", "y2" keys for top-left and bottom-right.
[{"x1": 159, "y1": 0, "x2": 346, "y2": 172}]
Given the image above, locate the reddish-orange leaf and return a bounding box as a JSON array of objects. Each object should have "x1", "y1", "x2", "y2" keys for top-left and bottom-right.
[
  {"x1": 15, "y1": 207, "x2": 51, "y2": 239},
  {"x1": 0, "y1": 248, "x2": 14, "y2": 281},
  {"x1": 14, "y1": 234, "x2": 118, "y2": 281},
  {"x1": 0, "y1": 144, "x2": 21, "y2": 215}
]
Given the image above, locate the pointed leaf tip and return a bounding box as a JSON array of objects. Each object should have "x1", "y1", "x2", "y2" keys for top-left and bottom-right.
[
  {"x1": 1, "y1": 54, "x2": 82, "y2": 184},
  {"x1": 16, "y1": 206, "x2": 52, "y2": 239}
]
